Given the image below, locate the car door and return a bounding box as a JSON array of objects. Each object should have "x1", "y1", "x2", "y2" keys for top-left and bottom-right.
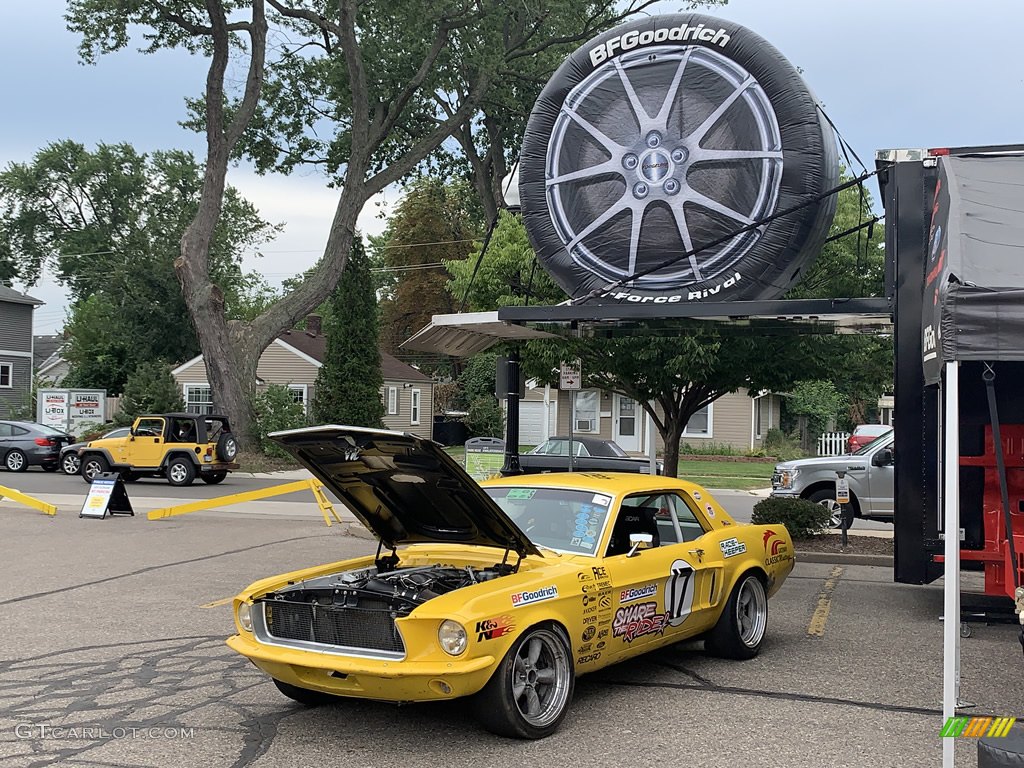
[
  {"x1": 0, "y1": 422, "x2": 12, "y2": 462},
  {"x1": 600, "y1": 492, "x2": 709, "y2": 660},
  {"x1": 128, "y1": 417, "x2": 166, "y2": 467},
  {"x1": 863, "y1": 438, "x2": 895, "y2": 518}
]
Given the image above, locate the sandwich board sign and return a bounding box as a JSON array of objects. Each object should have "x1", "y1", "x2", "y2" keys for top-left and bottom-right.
[{"x1": 79, "y1": 473, "x2": 134, "y2": 519}]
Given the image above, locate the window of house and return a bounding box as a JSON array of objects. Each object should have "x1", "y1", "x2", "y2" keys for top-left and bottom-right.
[
  {"x1": 0, "y1": 362, "x2": 11, "y2": 388},
  {"x1": 184, "y1": 384, "x2": 214, "y2": 415},
  {"x1": 572, "y1": 390, "x2": 599, "y2": 433},
  {"x1": 288, "y1": 385, "x2": 308, "y2": 414},
  {"x1": 410, "y1": 389, "x2": 421, "y2": 425},
  {"x1": 386, "y1": 386, "x2": 398, "y2": 415},
  {"x1": 682, "y1": 403, "x2": 712, "y2": 437}
]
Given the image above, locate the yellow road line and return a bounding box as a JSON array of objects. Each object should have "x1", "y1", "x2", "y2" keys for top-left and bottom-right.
[
  {"x1": 807, "y1": 565, "x2": 844, "y2": 637},
  {"x1": 200, "y1": 597, "x2": 234, "y2": 608}
]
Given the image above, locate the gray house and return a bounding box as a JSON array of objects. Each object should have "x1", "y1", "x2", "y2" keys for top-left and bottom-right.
[{"x1": 0, "y1": 284, "x2": 43, "y2": 417}]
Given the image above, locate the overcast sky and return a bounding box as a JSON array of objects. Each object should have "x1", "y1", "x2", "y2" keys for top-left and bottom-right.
[{"x1": 4, "y1": 0, "x2": 1024, "y2": 333}]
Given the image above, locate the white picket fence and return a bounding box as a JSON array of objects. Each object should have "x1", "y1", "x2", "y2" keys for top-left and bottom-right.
[{"x1": 817, "y1": 431, "x2": 850, "y2": 456}]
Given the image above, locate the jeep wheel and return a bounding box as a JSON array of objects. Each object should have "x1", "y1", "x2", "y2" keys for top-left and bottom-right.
[
  {"x1": 4, "y1": 449, "x2": 27, "y2": 472},
  {"x1": 201, "y1": 471, "x2": 227, "y2": 485},
  {"x1": 80, "y1": 455, "x2": 109, "y2": 483},
  {"x1": 166, "y1": 457, "x2": 196, "y2": 487},
  {"x1": 62, "y1": 453, "x2": 81, "y2": 475},
  {"x1": 216, "y1": 433, "x2": 238, "y2": 462}
]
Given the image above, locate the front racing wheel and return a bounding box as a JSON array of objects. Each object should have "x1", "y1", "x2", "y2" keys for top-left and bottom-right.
[
  {"x1": 704, "y1": 572, "x2": 768, "y2": 660},
  {"x1": 476, "y1": 624, "x2": 574, "y2": 739}
]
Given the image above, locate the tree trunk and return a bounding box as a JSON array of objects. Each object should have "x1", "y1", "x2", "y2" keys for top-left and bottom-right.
[{"x1": 659, "y1": 420, "x2": 685, "y2": 479}]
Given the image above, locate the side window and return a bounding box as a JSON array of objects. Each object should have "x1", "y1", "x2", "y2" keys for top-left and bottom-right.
[
  {"x1": 669, "y1": 494, "x2": 709, "y2": 542},
  {"x1": 0, "y1": 423, "x2": 11, "y2": 437},
  {"x1": 12, "y1": 426, "x2": 28, "y2": 436},
  {"x1": 620, "y1": 493, "x2": 681, "y2": 546},
  {"x1": 134, "y1": 418, "x2": 165, "y2": 437}
]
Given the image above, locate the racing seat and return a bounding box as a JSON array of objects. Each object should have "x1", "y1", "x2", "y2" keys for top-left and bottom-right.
[{"x1": 606, "y1": 506, "x2": 660, "y2": 557}]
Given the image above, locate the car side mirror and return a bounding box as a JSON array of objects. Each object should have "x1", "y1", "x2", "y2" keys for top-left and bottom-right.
[
  {"x1": 872, "y1": 448, "x2": 894, "y2": 467},
  {"x1": 627, "y1": 532, "x2": 654, "y2": 557}
]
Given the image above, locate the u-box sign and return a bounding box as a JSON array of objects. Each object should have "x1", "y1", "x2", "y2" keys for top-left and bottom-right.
[{"x1": 37, "y1": 388, "x2": 107, "y2": 434}]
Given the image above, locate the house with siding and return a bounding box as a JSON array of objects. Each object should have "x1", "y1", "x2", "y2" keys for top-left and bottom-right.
[
  {"x1": 0, "y1": 284, "x2": 43, "y2": 418},
  {"x1": 518, "y1": 384, "x2": 781, "y2": 454},
  {"x1": 171, "y1": 317, "x2": 433, "y2": 439},
  {"x1": 34, "y1": 334, "x2": 69, "y2": 385}
]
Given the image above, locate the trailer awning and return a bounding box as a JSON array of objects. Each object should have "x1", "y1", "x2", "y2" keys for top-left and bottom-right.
[{"x1": 400, "y1": 311, "x2": 558, "y2": 356}]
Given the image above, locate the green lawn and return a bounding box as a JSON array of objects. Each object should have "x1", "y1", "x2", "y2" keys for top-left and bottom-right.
[{"x1": 676, "y1": 459, "x2": 775, "y2": 491}]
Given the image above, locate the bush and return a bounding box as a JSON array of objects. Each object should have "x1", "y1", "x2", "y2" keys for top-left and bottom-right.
[
  {"x1": 679, "y1": 441, "x2": 740, "y2": 456},
  {"x1": 760, "y1": 428, "x2": 806, "y2": 461},
  {"x1": 751, "y1": 497, "x2": 831, "y2": 539},
  {"x1": 252, "y1": 385, "x2": 308, "y2": 458},
  {"x1": 464, "y1": 395, "x2": 503, "y2": 439}
]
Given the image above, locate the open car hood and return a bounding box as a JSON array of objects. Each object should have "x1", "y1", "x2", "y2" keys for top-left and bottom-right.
[{"x1": 269, "y1": 425, "x2": 540, "y2": 557}]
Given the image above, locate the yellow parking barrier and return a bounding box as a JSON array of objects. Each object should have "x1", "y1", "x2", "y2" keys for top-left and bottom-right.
[
  {"x1": 0, "y1": 485, "x2": 57, "y2": 516},
  {"x1": 147, "y1": 478, "x2": 344, "y2": 527}
]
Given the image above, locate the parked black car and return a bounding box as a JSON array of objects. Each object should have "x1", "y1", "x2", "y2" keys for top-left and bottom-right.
[
  {"x1": 518, "y1": 436, "x2": 663, "y2": 475},
  {"x1": 0, "y1": 421, "x2": 74, "y2": 472}
]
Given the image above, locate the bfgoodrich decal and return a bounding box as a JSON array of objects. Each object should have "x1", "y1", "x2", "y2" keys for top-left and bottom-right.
[
  {"x1": 619, "y1": 584, "x2": 658, "y2": 604},
  {"x1": 511, "y1": 586, "x2": 558, "y2": 607}
]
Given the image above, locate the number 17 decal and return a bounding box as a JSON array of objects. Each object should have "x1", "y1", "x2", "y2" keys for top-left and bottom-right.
[{"x1": 665, "y1": 559, "x2": 696, "y2": 627}]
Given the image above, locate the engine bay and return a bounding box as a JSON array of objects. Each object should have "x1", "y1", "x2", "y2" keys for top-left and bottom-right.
[{"x1": 261, "y1": 564, "x2": 506, "y2": 617}]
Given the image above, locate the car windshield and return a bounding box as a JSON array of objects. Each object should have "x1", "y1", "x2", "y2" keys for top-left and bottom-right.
[
  {"x1": 853, "y1": 431, "x2": 893, "y2": 455},
  {"x1": 484, "y1": 486, "x2": 613, "y2": 556}
]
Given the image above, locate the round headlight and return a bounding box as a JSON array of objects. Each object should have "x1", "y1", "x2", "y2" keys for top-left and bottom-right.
[
  {"x1": 237, "y1": 602, "x2": 253, "y2": 632},
  {"x1": 438, "y1": 620, "x2": 467, "y2": 656}
]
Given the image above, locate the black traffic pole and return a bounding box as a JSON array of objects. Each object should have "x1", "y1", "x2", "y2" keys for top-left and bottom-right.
[{"x1": 501, "y1": 348, "x2": 522, "y2": 476}]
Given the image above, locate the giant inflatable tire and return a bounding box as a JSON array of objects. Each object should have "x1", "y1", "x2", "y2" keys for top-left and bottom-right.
[{"x1": 520, "y1": 13, "x2": 838, "y2": 302}]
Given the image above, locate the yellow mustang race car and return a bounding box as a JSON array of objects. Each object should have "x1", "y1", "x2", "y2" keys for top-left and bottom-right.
[{"x1": 227, "y1": 426, "x2": 794, "y2": 739}]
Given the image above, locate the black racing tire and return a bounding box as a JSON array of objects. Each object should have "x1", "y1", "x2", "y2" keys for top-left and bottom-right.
[
  {"x1": 201, "y1": 471, "x2": 228, "y2": 485},
  {"x1": 978, "y1": 728, "x2": 1024, "y2": 767},
  {"x1": 520, "y1": 12, "x2": 838, "y2": 303},
  {"x1": 80, "y1": 454, "x2": 109, "y2": 483},
  {"x1": 807, "y1": 488, "x2": 855, "y2": 530},
  {"x1": 271, "y1": 679, "x2": 341, "y2": 706},
  {"x1": 216, "y1": 432, "x2": 238, "y2": 463},
  {"x1": 476, "y1": 623, "x2": 575, "y2": 739},
  {"x1": 4, "y1": 449, "x2": 28, "y2": 472},
  {"x1": 166, "y1": 457, "x2": 196, "y2": 487},
  {"x1": 704, "y1": 572, "x2": 768, "y2": 660},
  {"x1": 61, "y1": 453, "x2": 81, "y2": 475}
]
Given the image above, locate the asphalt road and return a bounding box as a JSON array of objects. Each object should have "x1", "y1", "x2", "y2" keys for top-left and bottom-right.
[
  {"x1": 1, "y1": 469, "x2": 895, "y2": 532},
  {"x1": 0, "y1": 509, "x2": 1016, "y2": 768}
]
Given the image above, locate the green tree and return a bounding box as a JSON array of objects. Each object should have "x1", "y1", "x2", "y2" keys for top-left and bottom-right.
[
  {"x1": 0, "y1": 141, "x2": 278, "y2": 393},
  {"x1": 120, "y1": 361, "x2": 186, "y2": 419},
  {"x1": 458, "y1": 353, "x2": 504, "y2": 438},
  {"x1": 312, "y1": 237, "x2": 385, "y2": 427},
  {"x1": 376, "y1": 177, "x2": 483, "y2": 354},
  {"x1": 446, "y1": 211, "x2": 565, "y2": 310},
  {"x1": 65, "y1": 0, "x2": 662, "y2": 446},
  {"x1": 253, "y1": 384, "x2": 307, "y2": 458},
  {"x1": 786, "y1": 174, "x2": 893, "y2": 425}
]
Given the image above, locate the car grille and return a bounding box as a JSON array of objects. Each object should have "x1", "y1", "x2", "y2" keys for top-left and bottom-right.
[{"x1": 261, "y1": 599, "x2": 404, "y2": 655}]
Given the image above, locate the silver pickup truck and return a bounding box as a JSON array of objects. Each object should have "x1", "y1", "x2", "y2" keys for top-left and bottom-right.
[{"x1": 770, "y1": 431, "x2": 894, "y2": 528}]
